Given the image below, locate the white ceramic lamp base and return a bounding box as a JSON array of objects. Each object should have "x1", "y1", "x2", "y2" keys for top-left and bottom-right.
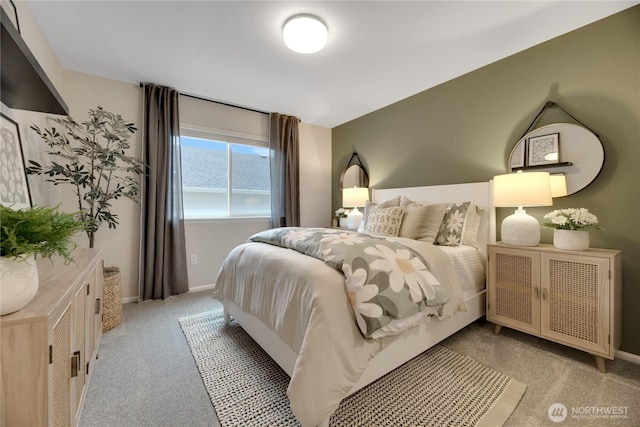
[
  {"x1": 501, "y1": 208, "x2": 541, "y2": 246},
  {"x1": 346, "y1": 207, "x2": 364, "y2": 230}
]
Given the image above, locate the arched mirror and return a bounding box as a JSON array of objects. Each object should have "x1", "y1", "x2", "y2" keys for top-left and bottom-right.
[
  {"x1": 340, "y1": 153, "x2": 369, "y2": 189},
  {"x1": 508, "y1": 123, "x2": 604, "y2": 196}
]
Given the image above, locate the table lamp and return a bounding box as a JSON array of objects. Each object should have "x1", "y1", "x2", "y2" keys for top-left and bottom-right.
[
  {"x1": 342, "y1": 187, "x2": 369, "y2": 230},
  {"x1": 493, "y1": 171, "x2": 552, "y2": 246},
  {"x1": 550, "y1": 174, "x2": 568, "y2": 198}
]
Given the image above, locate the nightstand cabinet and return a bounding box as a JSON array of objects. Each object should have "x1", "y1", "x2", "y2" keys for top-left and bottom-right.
[
  {"x1": 487, "y1": 243, "x2": 621, "y2": 373},
  {"x1": 1, "y1": 249, "x2": 103, "y2": 426}
]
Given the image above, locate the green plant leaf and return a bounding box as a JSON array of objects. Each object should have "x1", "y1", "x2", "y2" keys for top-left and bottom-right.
[{"x1": 0, "y1": 205, "x2": 86, "y2": 262}]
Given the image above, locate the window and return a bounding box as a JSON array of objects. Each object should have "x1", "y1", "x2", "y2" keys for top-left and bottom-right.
[
  {"x1": 180, "y1": 132, "x2": 270, "y2": 219},
  {"x1": 178, "y1": 95, "x2": 270, "y2": 220}
]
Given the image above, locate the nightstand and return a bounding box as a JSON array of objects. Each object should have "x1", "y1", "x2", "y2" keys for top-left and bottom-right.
[{"x1": 486, "y1": 243, "x2": 621, "y2": 373}]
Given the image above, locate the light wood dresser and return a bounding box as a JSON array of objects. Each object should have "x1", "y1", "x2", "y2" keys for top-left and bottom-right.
[
  {"x1": 487, "y1": 243, "x2": 621, "y2": 373},
  {"x1": 1, "y1": 249, "x2": 104, "y2": 426}
]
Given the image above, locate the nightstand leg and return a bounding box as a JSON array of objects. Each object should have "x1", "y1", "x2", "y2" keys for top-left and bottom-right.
[
  {"x1": 493, "y1": 324, "x2": 502, "y2": 335},
  {"x1": 594, "y1": 356, "x2": 607, "y2": 373}
]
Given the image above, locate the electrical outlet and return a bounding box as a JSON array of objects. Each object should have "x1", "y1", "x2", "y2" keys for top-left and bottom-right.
[{"x1": 190, "y1": 254, "x2": 198, "y2": 265}]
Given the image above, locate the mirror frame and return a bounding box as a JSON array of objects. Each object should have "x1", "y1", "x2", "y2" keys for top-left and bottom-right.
[
  {"x1": 340, "y1": 153, "x2": 369, "y2": 190},
  {"x1": 508, "y1": 122, "x2": 605, "y2": 196}
]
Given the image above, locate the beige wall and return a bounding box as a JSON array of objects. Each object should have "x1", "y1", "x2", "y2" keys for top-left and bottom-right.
[
  {"x1": 7, "y1": 3, "x2": 333, "y2": 300},
  {"x1": 299, "y1": 122, "x2": 333, "y2": 227},
  {"x1": 332, "y1": 6, "x2": 640, "y2": 355},
  {"x1": 185, "y1": 122, "x2": 332, "y2": 289},
  {"x1": 4, "y1": 2, "x2": 64, "y2": 206},
  {"x1": 12, "y1": 2, "x2": 62, "y2": 92},
  {"x1": 9, "y1": 69, "x2": 143, "y2": 302},
  {"x1": 60, "y1": 70, "x2": 144, "y2": 302},
  {"x1": 59, "y1": 72, "x2": 332, "y2": 298}
]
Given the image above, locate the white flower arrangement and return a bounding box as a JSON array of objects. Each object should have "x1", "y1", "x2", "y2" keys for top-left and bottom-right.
[
  {"x1": 542, "y1": 208, "x2": 602, "y2": 231},
  {"x1": 335, "y1": 208, "x2": 349, "y2": 219}
]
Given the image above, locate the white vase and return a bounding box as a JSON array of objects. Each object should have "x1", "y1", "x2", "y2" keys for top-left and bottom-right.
[
  {"x1": 553, "y1": 229, "x2": 590, "y2": 251},
  {"x1": 0, "y1": 255, "x2": 39, "y2": 315},
  {"x1": 339, "y1": 217, "x2": 348, "y2": 228}
]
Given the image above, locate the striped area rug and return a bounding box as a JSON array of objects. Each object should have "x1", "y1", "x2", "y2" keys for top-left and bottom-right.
[{"x1": 178, "y1": 310, "x2": 526, "y2": 427}]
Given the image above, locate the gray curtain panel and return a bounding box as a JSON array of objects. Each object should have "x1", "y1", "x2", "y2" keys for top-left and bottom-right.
[
  {"x1": 269, "y1": 113, "x2": 300, "y2": 228},
  {"x1": 139, "y1": 84, "x2": 189, "y2": 300}
]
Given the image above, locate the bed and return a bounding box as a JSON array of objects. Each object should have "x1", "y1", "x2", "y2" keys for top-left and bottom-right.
[{"x1": 213, "y1": 181, "x2": 495, "y2": 427}]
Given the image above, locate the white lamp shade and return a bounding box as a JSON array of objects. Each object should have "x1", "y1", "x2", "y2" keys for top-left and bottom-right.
[
  {"x1": 550, "y1": 174, "x2": 568, "y2": 198},
  {"x1": 493, "y1": 171, "x2": 552, "y2": 207},
  {"x1": 342, "y1": 187, "x2": 369, "y2": 208},
  {"x1": 283, "y1": 15, "x2": 328, "y2": 54}
]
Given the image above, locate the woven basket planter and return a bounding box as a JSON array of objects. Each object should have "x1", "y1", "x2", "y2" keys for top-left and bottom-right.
[{"x1": 103, "y1": 267, "x2": 122, "y2": 331}]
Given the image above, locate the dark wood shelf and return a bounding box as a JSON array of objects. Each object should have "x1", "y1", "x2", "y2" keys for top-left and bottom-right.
[
  {"x1": 512, "y1": 161, "x2": 573, "y2": 171},
  {"x1": 1, "y1": 8, "x2": 68, "y2": 115}
]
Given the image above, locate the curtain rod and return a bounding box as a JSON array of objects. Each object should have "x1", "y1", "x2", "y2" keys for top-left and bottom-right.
[{"x1": 139, "y1": 83, "x2": 268, "y2": 116}]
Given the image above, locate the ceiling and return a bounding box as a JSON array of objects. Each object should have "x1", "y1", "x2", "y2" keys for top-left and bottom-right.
[{"x1": 27, "y1": 1, "x2": 638, "y2": 128}]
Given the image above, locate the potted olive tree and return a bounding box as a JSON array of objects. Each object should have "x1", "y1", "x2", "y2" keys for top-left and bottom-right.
[
  {"x1": 27, "y1": 106, "x2": 144, "y2": 329},
  {"x1": 0, "y1": 204, "x2": 85, "y2": 315},
  {"x1": 27, "y1": 106, "x2": 144, "y2": 249}
]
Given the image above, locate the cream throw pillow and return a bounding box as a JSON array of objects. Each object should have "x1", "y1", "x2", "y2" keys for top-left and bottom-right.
[
  {"x1": 462, "y1": 204, "x2": 483, "y2": 247},
  {"x1": 398, "y1": 197, "x2": 449, "y2": 242},
  {"x1": 364, "y1": 206, "x2": 404, "y2": 237}
]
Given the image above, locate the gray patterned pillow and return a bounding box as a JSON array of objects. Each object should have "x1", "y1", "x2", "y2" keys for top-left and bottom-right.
[
  {"x1": 364, "y1": 206, "x2": 404, "y2": 237},
  {"x1": 358, "y1": 196, "x2": 401, "y2": 233},
  {"x1": 434, "y1": 202, "x2": 471, "y2": 247}
]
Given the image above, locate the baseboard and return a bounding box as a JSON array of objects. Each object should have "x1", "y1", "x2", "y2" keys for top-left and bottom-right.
[
  {"x1": 189, "y1": 284, "x2": 216, "y2": 293},
  {"x1": 121, "y1": 284, "x2": 215, "y2": 304},
  {"x1": 616, "y1": 349, "x2": 640, "y2": 365}
]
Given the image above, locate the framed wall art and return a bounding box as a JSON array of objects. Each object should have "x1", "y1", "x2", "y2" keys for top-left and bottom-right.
[
  {"x1": 1, "y1": 113, "x2": 31, "y2": 209},
  {"x1": 527, "y1": 132, "x2": 560, "y2": 167}
]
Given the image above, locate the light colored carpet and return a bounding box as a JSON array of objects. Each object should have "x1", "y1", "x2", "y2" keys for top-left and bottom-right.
[
  {"x1": 79, "y1": 291, "x2": 640, "y2": 427},
  {"x1": 178, "y1": 310, "x2": 527, "y2": 427}
]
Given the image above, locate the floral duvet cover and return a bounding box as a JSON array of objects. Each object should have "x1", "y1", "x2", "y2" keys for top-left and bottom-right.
[
  {"x1": 250, "y1": 227, "x2": 455, "y2": 338},
  {"x1": 214, "y1": 228, "x2": 465, "y2": 426}
]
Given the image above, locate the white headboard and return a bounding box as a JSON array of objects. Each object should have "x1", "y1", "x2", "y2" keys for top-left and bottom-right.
[{"x1": 372, "y1": 181, "x2": 496, "y2": 255}]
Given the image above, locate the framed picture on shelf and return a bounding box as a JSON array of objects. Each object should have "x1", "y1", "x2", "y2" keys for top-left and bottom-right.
[
  {"x1": 527, "y1": 133, "x2": 560, "y2": 166},
  {"x1": 1, "y1": 0, "x2": 20, "y2": 33},
  {"x1": 1, "y1": 113, "x2": 31, "y2": 209}
]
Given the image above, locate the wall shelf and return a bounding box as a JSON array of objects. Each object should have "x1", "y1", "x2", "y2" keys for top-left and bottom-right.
[
  {"x1": 1, "y1": 8, "x2": 68, "y2": 115},
  {"x1": 512, "y1": 161, "x2": 573, "y2": 171}
]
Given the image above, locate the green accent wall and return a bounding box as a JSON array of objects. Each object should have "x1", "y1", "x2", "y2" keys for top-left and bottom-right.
[{"x1": 332, "y1": 6, "x2": 640, "y2": 355}]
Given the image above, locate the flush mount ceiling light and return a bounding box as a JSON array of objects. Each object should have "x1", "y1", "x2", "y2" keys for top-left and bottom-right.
[{"x1": 283, "y1": 14, "x2": 328, "y2": 54}]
